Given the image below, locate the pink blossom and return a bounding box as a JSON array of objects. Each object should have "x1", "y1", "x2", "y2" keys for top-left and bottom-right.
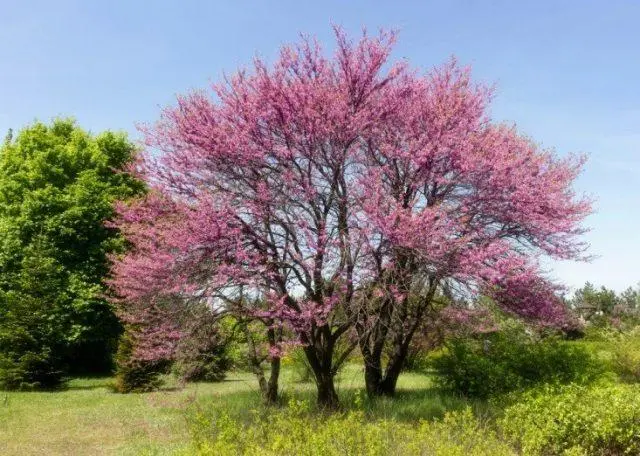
[{"x1": 109, "y1": 27, "x2": 590, "y2": 352}]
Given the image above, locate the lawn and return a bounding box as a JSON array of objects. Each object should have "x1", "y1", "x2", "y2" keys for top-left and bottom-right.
[{"x1": 0, "y1": 366, "x2": 472, "y2": 456}]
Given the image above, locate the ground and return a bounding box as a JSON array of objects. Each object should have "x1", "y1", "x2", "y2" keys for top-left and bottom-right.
[{"x1": 0, "y1": 366, "x2": 471, "y2": 456}]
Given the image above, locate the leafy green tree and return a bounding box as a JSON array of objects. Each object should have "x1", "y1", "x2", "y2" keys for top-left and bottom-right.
[
  {"x1": 620, "y1": 285, "x2": 640, "y2": 311},
  {"x1": 0, "y1": 119, "x2": 143, "y2": 388},
  {"x1": 571, "y1": 282, "x2": 619, "y2": 320}
]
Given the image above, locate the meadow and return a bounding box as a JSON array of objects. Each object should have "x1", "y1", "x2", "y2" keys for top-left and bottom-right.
[
  {"x1": 0, "y1": 366, "x2": 477, "y2": 455},
  {"x1": 3, "y1": 333, "x2": 640, "y2": 456}
]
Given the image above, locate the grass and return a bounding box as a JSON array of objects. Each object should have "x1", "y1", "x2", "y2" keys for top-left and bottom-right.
[{"x1": 0, "y1": 365, "x2": 476, "y2": 456}]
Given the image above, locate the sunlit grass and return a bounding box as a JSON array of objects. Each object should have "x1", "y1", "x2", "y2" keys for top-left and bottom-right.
[{"x1": 0, "y1": 366, "x2": 475, "y2": 455}]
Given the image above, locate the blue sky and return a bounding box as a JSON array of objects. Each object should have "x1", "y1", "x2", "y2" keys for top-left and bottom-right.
[{"x1": 1, "y1": 1, "x2": 638, "y2": 292}]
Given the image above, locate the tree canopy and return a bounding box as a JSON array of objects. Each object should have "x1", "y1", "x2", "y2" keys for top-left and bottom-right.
[{"x1": 109, "y1": 28, "x2": 590, "y2": 407}]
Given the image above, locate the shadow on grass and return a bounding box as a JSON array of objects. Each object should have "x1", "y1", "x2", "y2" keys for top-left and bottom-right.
[
  {"x1": 63, "y1": 377, "x2": 114, "y2": 391},
  {"x1": 184, "y1": 383, "x2": 480, "y2": 425},
  {"x1": 339, "y1": 386, "x2": 479, "y2": 422}
]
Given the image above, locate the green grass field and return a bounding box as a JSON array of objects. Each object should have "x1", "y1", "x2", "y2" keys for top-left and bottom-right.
[{"x1": 0, "y1": 366, "x2": 475, "y2": 456}]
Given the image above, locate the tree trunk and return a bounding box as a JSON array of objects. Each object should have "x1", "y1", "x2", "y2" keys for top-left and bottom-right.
[
  {"x1": 358, "y1": 277, "x2": 439, "y2": 398},
  {"x1": 364, "y1": 358, "x2": 384, "y2": 397},
  {"x1": 316, "y1": 371, "x2": 339, "y2": 409},
  {"x1": 357, "y1": 295, "x2": 394, "y2": 399},
  {"x1": 264, "y1": 357, "x2": 280, "y2": 403},
  {"x1": 379, "y1": 345, "x2": 409, "y2": 396},
  {"x1": 362, "y1": 344, "x2": 408, "y2": 397},
  {"x1": 250, "y1": 361, "x2": 279, "y2": 404},
  {"x1": 244, "y1": 323, "x2": 280, "y2": 405},
  {"x1": 303, "y1": 339, "x2": 340, "y2": 409}
]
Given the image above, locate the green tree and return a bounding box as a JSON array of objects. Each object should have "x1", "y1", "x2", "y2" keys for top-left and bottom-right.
[
  {"x1": 571, "y1": 282, "x2": 619, "y2": 320},
  {"x1": 620, "y1": 285, "x2": 640, "y2": 311},
  {"x1": 0, "y1": 119, "x2": 143, "y2": 388}
]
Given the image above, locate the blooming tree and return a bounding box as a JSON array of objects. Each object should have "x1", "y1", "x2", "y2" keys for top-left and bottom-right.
[{"x1": 109, "y1": 28, "x2": 590, "y2": 406}]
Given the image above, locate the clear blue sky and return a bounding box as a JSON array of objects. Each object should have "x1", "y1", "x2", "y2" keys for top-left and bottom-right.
[{"x1": 1, "y1": 1, "x2": 638, "y2": 292}]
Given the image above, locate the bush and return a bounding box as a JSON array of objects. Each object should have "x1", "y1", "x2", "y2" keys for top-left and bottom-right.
[
  {"x1": 432, "y1": 325, "x2": 603, "y2": 398},
  {"x1": 182, "y1": 402, "x2": 514, "y2": 455},
  {"x1": 611, "y1": 328, "x2": 640, "y2": 382},
  {"x1": 0, "y1": 347, "x2": 64, "y2": 391},
  {"x1": 0, "y1": 290, "x2": 66, "y2": 390},
  {"x1": 500, "y1": 383, "x2": 640, "y2": 455},
  {"x1": 113, "y1": 332, "x2": 168, "y2": 393},
  {"x1": 173, "y1": 323, "x2": 232, "y2": 383}
]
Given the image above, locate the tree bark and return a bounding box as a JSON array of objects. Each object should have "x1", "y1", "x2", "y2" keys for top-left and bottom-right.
[
  {"x1": 303, "y1": 332, "x2": 340, "y2": 409},
  {"x1": 265, "y1": 356, "x2": 280, "y2": 403},
  {"x1": 378, "y1": 344, "x2": 409, "y2": 396},
  {"x1": 358, "y1": 277, "x2": 439, "y2": 398},
  {"x1": 361, "y1": 336, "x2": 410, "y2": 397},
  {"x1": 364, "y1": 362, "x2": 384, "y2": 396},
  {"x1": 315, "y1": 370, "x2": 339, "y2": 409}
]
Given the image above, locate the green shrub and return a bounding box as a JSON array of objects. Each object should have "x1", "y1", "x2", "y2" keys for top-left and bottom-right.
[
  {"x1": 611, "y1": 328, "x2": 640, "y2": 382},
  {"x1": 113, "y1": 332, "x2": 167, "y2": 393},
  {"x1": 0, "y1": 347, "x2": 64, "y2": 391},
  {"x1": 0, "y1": 290, "x2": 66, "y2": 390},
  {"x1": 500, "y1": 383, "x2": 640, "y2": 455},
  {"x1": 173, "y1": 324, "x2": 232, "y2": 383},
  {"x1": 181, "y1": 402, "x2": 514, "y2": 455},
  {"x1": 432, "y1": 326, "x2": 603, "y2": 398}
]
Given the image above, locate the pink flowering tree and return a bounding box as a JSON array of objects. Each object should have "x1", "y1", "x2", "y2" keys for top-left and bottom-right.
[
  {"x1": 352, "y1": 59, "x2": 590, "y2": 395},
  {"x1": 109, "y1": 28, "x2": 590, "y2": 407}
]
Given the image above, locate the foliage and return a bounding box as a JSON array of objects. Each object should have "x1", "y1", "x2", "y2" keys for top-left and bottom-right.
[
  {"x1": 610, "y1": 328, "x2": 640, "y2": 382},
  {"x1": 0, "y1": 119, "x2": 143, "y2": 387},
  {"x1": 113, "y1": 329, "x2": 169, "y2": 393},
  {"x1": 619, "y1": 285, "x2": 640, "y2": 311},
  {"x1": 569, "y1": 282, "x2": 640, "y2": 326},
  {"x1": 0, "y1": 239, "x2": 68, "y2": 389},
  {"x1": 282, "y1": 347, "x2": 314, "y2": 383},
  {"x1": 567, "y1": 282, "x2": 640, "y2": 334},
  {"x1": 572, "y1": 282, "x2": 618, "y2": 316},
  {"x1": 500, "y1": 383, "x2": 640, "y2": 455},
  {"x1": 173, "y1": 318, "x2": 233, "y2": 383},
  {"x1": 0, "y1": 295, "x2": 64, "y2": 390},
  {"x1": 110, "y1": 28, "x2": 589, "y2": 405},
  {"x1": 183, "y1": 403, "x2": 513, "y2": 456},
  {"x1": 432, "y1": 324, "x2": 603, "y2": 398}
]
